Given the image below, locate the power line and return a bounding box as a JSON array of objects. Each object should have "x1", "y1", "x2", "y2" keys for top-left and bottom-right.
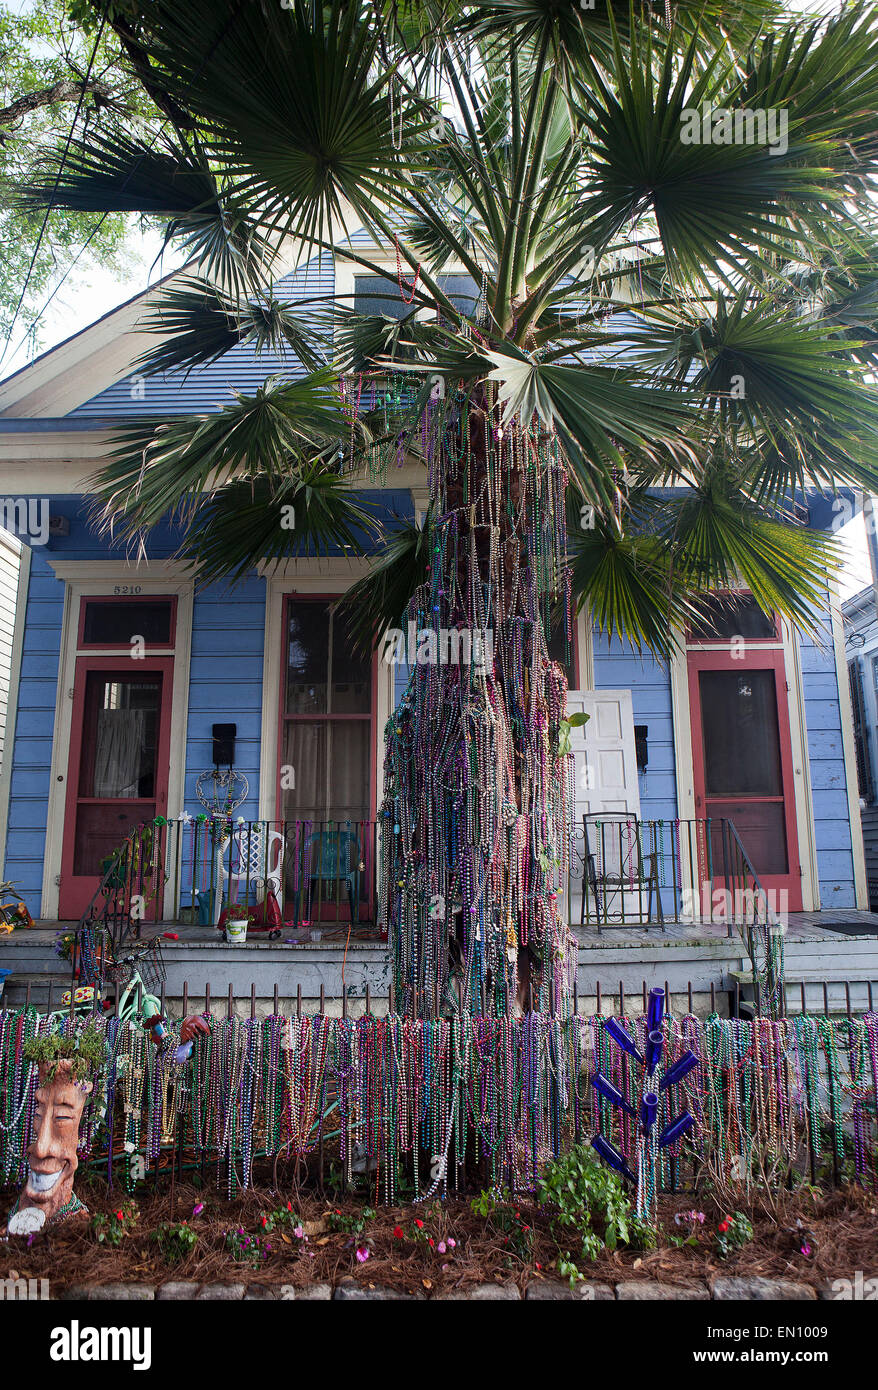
[{"x1": 0, "y1": 3, "x2": 110, "y2": 370}]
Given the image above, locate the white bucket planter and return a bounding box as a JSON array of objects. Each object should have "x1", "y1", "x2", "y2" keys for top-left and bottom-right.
[{"x1": 226, "y1": 917, "x2": 249, "y2": 943}]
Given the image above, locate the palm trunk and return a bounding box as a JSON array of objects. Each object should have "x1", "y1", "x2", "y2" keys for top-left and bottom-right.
[{"x1": 380, "y1": 380, "x2": 577, "y2": 1020}]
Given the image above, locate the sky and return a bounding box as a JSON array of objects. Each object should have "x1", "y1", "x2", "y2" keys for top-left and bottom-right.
[{"x1": 0, "y1": 0, "x2": 873, "y2": 602}]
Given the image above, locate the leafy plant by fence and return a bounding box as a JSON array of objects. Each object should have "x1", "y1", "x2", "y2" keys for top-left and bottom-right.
[{"x1": 0, "y1": 1007, "x2": 875, "y2": 1203}]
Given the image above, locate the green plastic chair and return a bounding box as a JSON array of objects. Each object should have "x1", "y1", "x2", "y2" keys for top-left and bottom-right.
[{"x1": 301, "y1": 829, "x2": 361, "y2": 923}]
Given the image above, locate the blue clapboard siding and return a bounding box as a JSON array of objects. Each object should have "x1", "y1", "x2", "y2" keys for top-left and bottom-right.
[
  {"x1": 184, "y1": 578, "x2": 265, "y2": 823},
  {"x1": 798, "y1": 627, "x2": 857, "y2": 908},
  {"x1": 592, "y1": 631, "x2": 678, "y2": 824},
  {"x1": 3, "y1": 547, "x2": 64, "y2": 910},
  {"x1": 69, "y1": 256, "x2": 333, "y2": 417}
]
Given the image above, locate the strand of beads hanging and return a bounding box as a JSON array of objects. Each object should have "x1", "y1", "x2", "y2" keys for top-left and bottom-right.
[
  {"x1": 378, "y1": 385, "x2": 576, "y2": 1021},
  {"x1": 2, "y1": 1008, "x2": 878, "y2": 1203}
]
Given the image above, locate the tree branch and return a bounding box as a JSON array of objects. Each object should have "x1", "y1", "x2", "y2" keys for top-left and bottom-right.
[{"x1": 0, "y1": 79, "x2": 112, "y2": 127}]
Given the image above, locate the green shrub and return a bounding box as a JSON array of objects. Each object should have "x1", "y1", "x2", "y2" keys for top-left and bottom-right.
[
  {"x1": 714, "y1": 1211, "x2": 754, "y2": 1258},
  {"x1": 90, "y1": 1200, "x2": 138, "y2": 1247},
  {"x1": 537, "y1": 1143, "x2": 654, "y2": 1265},
  {"x1": 153, "y1": 1220, "x2": 199, "y2": 1264}
]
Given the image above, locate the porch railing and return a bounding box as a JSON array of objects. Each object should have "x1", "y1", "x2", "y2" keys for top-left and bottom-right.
[
  {"x1": 569, "y1": 815, "x2": 785, "y2": 1015},
  {"x1": 75, "y1": 817, "x2": 381, "y2": 954},
  {"x1": 76, "y1": 811, "x2": 785, "y2": 1015}
]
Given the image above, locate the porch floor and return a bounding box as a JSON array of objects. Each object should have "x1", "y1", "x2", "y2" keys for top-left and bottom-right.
[
  {"x1": 3, "y1": 911, "x2": 878, "y2": 1016},
  {"x1": 575, "y1": 907, "x2": 878, "y2": 946},
  {"x1": 16, "y1": 906, "x2": 878, "y2": 946}
]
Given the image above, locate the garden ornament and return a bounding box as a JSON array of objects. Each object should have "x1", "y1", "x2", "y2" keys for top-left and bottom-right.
[{"x1": 6, "y1": 1060, "x2": 93, "y2": 1232}]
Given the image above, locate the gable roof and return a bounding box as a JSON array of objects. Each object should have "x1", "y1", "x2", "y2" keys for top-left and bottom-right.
[{"x1": 0, "y1": 246, "x2": 332, "y2": 421}]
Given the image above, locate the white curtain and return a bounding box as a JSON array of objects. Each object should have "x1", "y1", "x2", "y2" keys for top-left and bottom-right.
[{"x1": 93, "y1": 708, "x2": 146, "y2": 798}]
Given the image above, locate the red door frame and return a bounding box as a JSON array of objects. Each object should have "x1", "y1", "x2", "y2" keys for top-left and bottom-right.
[
  {"x1": 59, "y1": 655, "x2": 175, "y2": 920},
  {"x1": 276, "y1": 594, "x2": 378, "y2": 922},
  {"x1": 687, "y1": 646, "x2": 802, "y2": 912}
]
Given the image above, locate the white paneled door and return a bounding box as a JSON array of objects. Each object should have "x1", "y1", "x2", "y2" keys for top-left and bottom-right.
[{"x1": 566, "y1": 690, "x2": 641, "y2": 822}]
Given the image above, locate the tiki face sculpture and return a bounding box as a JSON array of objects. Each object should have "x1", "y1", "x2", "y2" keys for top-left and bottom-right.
[{"x1": 18, "y1": 1062, "x2": 92, "y2": 1224}]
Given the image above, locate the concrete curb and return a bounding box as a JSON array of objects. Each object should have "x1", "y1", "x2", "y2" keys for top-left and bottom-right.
[{"x1": 56, "y1": 1277, "x2": 823, "y2": 1301}]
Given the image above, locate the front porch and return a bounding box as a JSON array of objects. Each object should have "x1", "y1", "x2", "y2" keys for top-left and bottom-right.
[{"x1": 4, "y1": 908, "x2": 878, "y2": 1019}]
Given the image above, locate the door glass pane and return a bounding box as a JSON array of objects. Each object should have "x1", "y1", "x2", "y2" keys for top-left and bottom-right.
[
  {"x1": 78, "y1": 674, "x2": 160, "y2": 798},
  {"x1": 707, "y1": 800, "x2": 789, "y2": 876},
  {"x1": 281, "y1": 721, "x2": 370, "y2": 823},
  {"x1": 699, "y1": 669, "x2": 783, "y2": 797},
  {"x1": 285, "y1": 601, "x2": 371, "y2": 715}
]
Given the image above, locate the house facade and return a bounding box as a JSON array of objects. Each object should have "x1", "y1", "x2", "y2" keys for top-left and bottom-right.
[{"x1": 0, "y1": 246, "x2": 867, "y2": 932}]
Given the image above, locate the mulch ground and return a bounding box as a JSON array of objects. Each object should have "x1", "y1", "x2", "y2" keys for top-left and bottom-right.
[{"x1": 3, "y1": 1176, "x2": 878, "y2": 1296}]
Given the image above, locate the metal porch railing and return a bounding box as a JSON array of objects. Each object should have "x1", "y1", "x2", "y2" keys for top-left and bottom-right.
[{"x1": 75, "y1": 817, "x2": 382, "y2": 955}]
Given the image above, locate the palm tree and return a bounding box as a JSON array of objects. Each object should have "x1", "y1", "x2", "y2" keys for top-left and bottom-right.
[{"x1": 21, "y1": 0, "x2": 878, "y2": 1018}]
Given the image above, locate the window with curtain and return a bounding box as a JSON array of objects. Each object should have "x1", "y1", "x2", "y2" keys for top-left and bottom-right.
[{"x1": 280, "y1": 598, "x2": 372, "y2": 823}]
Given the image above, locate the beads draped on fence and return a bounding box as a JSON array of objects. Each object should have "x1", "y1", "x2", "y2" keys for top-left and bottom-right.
[{"x1": 1, "y1": 1008, "x2": 876, "y2": 1201}]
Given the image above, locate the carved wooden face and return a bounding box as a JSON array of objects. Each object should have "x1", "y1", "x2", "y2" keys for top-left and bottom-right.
[{"x1": 20, "y1": 1065, "x2": 92, "y2": 1223}]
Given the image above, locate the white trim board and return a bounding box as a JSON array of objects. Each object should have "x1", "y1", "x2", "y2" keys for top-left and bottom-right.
[{"x1": 40, "y1": 570, "x2": 194, "y2": 919}]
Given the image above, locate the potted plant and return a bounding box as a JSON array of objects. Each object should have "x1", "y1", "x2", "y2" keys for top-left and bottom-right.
[{"x1": 225, "y1": 903, "x2": 254, "y2": 943}]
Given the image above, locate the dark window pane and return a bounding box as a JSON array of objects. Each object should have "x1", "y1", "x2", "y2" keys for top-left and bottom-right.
[
  {"x1": 353, "y1": 275, "x2": 411, "y2": 320},
  {"x1": 83, "y1": 600, "x2": 172, "y2": 644},
  {"x1": 79, "y1": 674, "x2": 160, "y2": 799},
  {"x1": 330, "y1": 608, "x2": 372, "y2": 712},
  {"x1": 699, "y1": 669, "x2": 782, "y2": 797},
  {"x1": 286, "y1": 602, "x2": 331, "y2": 714},
  {"x1": 437, "y1": 273, "x2": 478, "y2": 323},
  {"x1": 690, "y1": 595, "x2": 776, "y2": 641}
]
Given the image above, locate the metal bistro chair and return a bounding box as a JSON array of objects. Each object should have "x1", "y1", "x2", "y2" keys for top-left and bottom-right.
[
  {"x1": 300, "y1": 828, "x2": 362, "y2": 924},
  {"x1": 581, "y1": 813, "x2": 664, "y2": 932}
]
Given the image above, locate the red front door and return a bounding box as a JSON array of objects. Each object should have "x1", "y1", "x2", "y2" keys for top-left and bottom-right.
[
  {"x1": 687, "y1": 645, "x2": 802, "y2": 912},
  {"x1": 59, "y1": 657, "x2": 174, "y2": 920}
]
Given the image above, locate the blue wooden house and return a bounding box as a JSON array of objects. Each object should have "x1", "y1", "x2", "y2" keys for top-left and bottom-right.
[{"x1": 0, "y1": 242, "x2": 873, "y2": 1014}]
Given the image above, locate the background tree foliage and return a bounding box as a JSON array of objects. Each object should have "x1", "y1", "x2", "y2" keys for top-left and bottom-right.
[{"x1": 0, "y1": 0, "x2": 160, "y2": 355}]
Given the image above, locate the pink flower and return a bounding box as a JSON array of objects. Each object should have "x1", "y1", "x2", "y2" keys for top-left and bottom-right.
[
  {"x1": 447, "y1": 1238, "x2": 456, "y2": 1249},
  {"x1": 293, "y1": 1225, "x2": 305, "y2": 1240},
  {"x1": 437, "y1": 1241, "x2": 446, "y2": 1254},
  {"x1": 193, "y1": 1203, "x2": 204, "y2": 1217},
  {"x1": 801, "y1": 1243, "x2": 812, "y2": 1257},
  {"x1": 355, "y1": 1246, "x2": 370, "y2": 1263}
]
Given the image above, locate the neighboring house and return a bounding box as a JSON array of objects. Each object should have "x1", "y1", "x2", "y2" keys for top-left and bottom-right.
[
  {"x1": 0, "y1": 242, "x2": 867, "y2": 931},
  {"x1": 843, "y1": 583, "x2": 878, "y2": 909}
]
